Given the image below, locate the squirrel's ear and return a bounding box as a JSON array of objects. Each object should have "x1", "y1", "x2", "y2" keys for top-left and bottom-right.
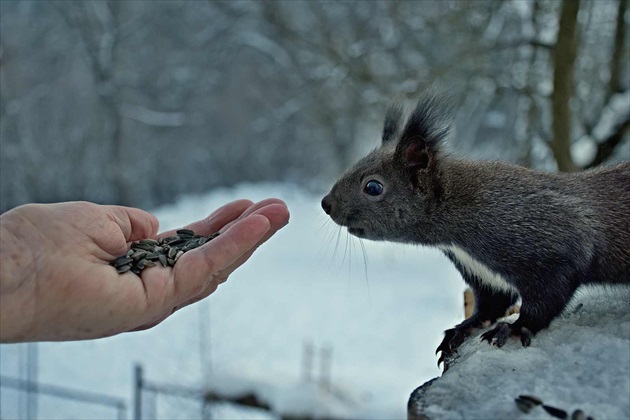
[
  {"x1": 382, "y1": 100, "x2": 405, "y2": 144},
  {"x1": 395, "y1": 93, "x2": 452, "y2": 170},
  {"x1": 403, "y1": 142, "x2": 430, "y2": 169}
]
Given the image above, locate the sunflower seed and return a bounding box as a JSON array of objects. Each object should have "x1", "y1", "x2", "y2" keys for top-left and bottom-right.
[
  {"x1": 515, "y1": 395, "x2": 543, "y2": 414},
  {"x1": 543, "y1": 405, "x2": 568, "y2": 419},
  {"x1": 117, "y1": 264, "x2": 132, "y2": 274},
  {"x1": 515, "y1": 399, "x2": 534, "y2": 413},
  {"x1": 143, "y1": 260, "x2": 156, "y2": 268},
  {"x1": 168, "y1": 247, "x2": 178, "y2": 259},
  {"x1": 136, "y1": 259, "x2": 146, "y2": 270},
  {"x1": 113, "y1": 257, "x2": 133, "y2": 268},
  {"x1": 518, "y1": 395, "x2": 542, "y2": 406},
  {"x1": 184, "y1": 242, "x2": 201, "y2": 251},
  {"x1": 159, "y1": 254, "x2": 168, "y2": 267},
  {"x1": 571, "y1": 410, "x2": 586, "y2": 420},
  {"x1": 131, "y1": 242, "x2": 153, "y2": 251},
  {"x1": 177, "y1": 229, "x2": 194, "y2": 236},
  {"x1": 167, "y1": 238, "x2": 186, "y2": 247},
  {"x1": 174, "y1": 250, "x2": 184, "y2": 262},
  {"x1": 132, "y1": 250, "x2": 148, "y2": 260}
]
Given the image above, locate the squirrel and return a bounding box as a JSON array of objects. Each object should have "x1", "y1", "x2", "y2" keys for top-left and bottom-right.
[{"x1": 321, "y1": 92, "x2": 630, "y2": 365}]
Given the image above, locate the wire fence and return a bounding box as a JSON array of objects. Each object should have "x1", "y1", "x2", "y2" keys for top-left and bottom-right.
[
  {"x1": 134, "y1": 365, "x2": 273, "y2": 420},
  {"x1": 134, "y1": 365, "x2": 209, "y2": 420},
  {"x1": 0, "y1": 375, "x2": 126, "y2": 420},
  {"x1": 1, "y1": 352, "x2": 345, "y2": 420},
  {"x1": 0, "y1": 364, "x2": 276, "y2": 420}
]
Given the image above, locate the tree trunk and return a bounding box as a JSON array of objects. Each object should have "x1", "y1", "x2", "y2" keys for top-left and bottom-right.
[
  {"x1": 607, "y1": 0, "x2": 627, "y2": 100},
  {"x1": 550, "y1": 0, "x2": 580, "y2": 172}
]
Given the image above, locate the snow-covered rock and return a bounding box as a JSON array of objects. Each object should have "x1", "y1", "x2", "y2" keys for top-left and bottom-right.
[{"x1": 408, "y1": 287, "x2": 630, "y2": 420}]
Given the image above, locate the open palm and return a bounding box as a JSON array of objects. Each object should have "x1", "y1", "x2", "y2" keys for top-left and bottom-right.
[{"x1": 0, "y1": 199, "x2": 289, "y2": 342}]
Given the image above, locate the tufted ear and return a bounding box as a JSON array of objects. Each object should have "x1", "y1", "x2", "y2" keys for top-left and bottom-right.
[
  {"x1": 403, "y1": 141, "x2": 430, "y2": 169},
  {"x1": 382, "y1": 100, "x2": 405, "y2": 144},
  {"x1": 395, "y1": 93, "x2": 452, "y2": 170}
]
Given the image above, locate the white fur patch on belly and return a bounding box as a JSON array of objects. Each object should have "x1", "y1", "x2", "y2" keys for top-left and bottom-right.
[{"x1": 439, "y1": 244, "x2": 517, "y2": 294}]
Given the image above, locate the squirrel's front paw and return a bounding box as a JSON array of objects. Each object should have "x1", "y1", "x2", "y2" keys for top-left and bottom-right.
[
  {"x1": 480, "y1": 322, "x2": 532, "y2": 347},
  {"x1": 436, "y1": 317, "x2": 491, "y2": 369},
  {"x1": 435, "y1": 327, "x2": 469, "y2": 369}
]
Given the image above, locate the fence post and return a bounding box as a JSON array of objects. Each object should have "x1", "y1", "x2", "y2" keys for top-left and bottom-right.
[
  {"x1": 26, "y1": 342, "x2": 38, "y2": 420},
  {"x1": 302, "y1": 341, "x2": 313, "y2": 383},
  {"x1": 319, "y1": 345, "x2": 332, "y2": 393},
  {"x1": 118, "y1": 402, "x2": 126, "y2": 420},
  {"x1": 134, "y1": 364, "x2": 143, "y2": 420}
]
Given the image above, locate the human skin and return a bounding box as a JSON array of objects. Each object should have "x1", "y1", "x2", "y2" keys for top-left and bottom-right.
[{"x1": 0, "y1": 199, "x2": 289, "y2": 342}]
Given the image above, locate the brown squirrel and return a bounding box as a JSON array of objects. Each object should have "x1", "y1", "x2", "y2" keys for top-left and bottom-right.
[{"x1": 321, "y1": 92, "x2": 630, "y2": 364}]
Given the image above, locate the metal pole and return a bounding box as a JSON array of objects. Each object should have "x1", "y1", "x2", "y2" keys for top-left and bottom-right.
[
  {"x1": 26, "y1": 342, "x2": 38, "y2": 419},
  {"x1": 319, "y1": 345, "x2": 332, "y2": 393},
  {"x1": 117, "y1": 402, "x2": 126, "y2": 420},
  {"x1": 302, "y1": 341, "x2": 313, "y2": 383},
  {"x1": 134, "y1": 364, "x2": 143, "y2": 420}
]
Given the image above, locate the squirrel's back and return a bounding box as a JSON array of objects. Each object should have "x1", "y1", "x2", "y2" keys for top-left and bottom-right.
[{"x1": 440, "y1": 159, "x2": 630, "y2": 286}]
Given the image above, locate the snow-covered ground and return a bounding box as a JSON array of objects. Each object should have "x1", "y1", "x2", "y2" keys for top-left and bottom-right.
[
  {"x1": 1, "y1": 183, "x2": 466, "y2": 419},
  {"x1": 409, "y1": 287, "x2": 630, "y2": 420}
]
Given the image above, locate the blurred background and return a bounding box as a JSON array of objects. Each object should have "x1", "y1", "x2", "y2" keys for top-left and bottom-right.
[
  {"x1": 1, "y1": 0, "x2": 628, "y2": 213},
  {"x1": 1, "y1": 0, "x2": 629, "y2": 419}
]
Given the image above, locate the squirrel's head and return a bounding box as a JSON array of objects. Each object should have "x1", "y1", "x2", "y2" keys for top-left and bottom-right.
[{"x1": 321, "y1": 93, "x2": 452, "y2": 242}]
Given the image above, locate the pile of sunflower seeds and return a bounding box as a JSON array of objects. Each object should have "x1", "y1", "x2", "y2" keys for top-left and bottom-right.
[
  {"x1": 111, "y1": 229, "x2": 220, "y2": 275},
  {"x1": 515, "y1": 394, "x2": 593, "y2": 420}
]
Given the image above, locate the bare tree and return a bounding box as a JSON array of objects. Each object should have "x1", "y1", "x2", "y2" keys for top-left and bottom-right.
[
  {"x1": 550, "y1": 0, "x2": 581, "y2": 172},
  {"x1": 1, "y1": 0, "x2": 627, "y2": 213}
]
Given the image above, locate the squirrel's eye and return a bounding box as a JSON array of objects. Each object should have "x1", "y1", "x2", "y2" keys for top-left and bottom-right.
[{"x1": 364, "y1": 180, "x2": 384, "y2": 196}]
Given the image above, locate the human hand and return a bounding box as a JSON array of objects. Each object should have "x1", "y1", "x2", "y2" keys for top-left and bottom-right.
[{"x1": 0, "y1": 199, "x2": 289, "y2": 342}]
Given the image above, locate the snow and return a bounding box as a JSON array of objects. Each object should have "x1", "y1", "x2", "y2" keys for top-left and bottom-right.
[
  {"x1": 1, "y1": 182, "x2": 466, "y2": 419},
  {"x1": 409, "y1": 287, "x2": 630, "y2": 420},
  {"x1": 4, "y1": 182, "x2": 626, "y2": 419}
]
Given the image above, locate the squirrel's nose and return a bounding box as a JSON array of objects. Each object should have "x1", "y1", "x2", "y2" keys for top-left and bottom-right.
[{"x1": 321, "y1": 196, "x2": 332, "y2": 215}]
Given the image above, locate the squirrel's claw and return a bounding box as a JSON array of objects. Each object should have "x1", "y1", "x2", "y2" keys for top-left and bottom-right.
[
  {"x1": 437, "y1": 352, "x2": 446, "y2": 368},
  {"x1": 435, "y1": 328, "x2": 456, "y2": 355},
  {"x1": 436, "y1": 327, "x2": 471, "y2": 371},
  {"x1": 481, "y1": 322, "x2": 533, "y2": 347}
]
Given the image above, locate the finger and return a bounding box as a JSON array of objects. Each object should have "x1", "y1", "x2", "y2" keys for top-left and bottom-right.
[
  {"x1": 156, "y1": 199, "x2": 253, "y2": 239},
  {"x1": 219, "y1": 198, "x2": 287, "y2": 232},
  {"x1": 170, "y1": 214, "x2": 270, "y2": 303},
  {"x1": 106, "y1": 206, "x2": 160, "y2": 242},
  {"x1": 215, "y1": 203, "x2": 290, "y2": 280},
  {"x1": 176, "y1": 203, "x2": 289, "y2": 309}
]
